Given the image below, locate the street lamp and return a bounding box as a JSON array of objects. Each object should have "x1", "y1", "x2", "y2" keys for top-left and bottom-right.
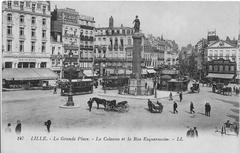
[{"x1": 65, "y1": 50, "x2": 74, "y2": 106}]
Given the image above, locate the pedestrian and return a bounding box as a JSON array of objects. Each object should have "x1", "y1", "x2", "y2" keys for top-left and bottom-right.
[
  {"x1": 44, "y1": 120, "x2": 52, "y2": 133},
  {"x1": 207, "y1": 103, "x2": 211, "y2": 117},
  {"x1": 169, "y1": 92, "x2": 173, "y2": 101},
  {"x1": 88, "y1": 98, "x2": 92, "y2": 112},
  {"x1": 15, "y1": 120, "x2": 22, "y2": 134},
  {"x1": 205, "y1": 102, "x2": 208, "y2": 116},
  {"x1": 173, "y1": 101, "x2": 178, "y2": 114},
  {"x1": 186, "y1": 128, "x2": 192, "y2": 137},
  {"x1": 190, "y1": 102, "x2": 195, "y2": 114},
  {"x1": 179, "y1": 91, "x2": 183, "y2": 102},
  {"x1": 193, "y1": 127, "x2": 198, "y2": 137},
  {"x1": 53, "y1": 86, "x2": 57, "y2": 94},
  {"x1": 5, "y1": 123, "x2": 12, "y2": 133}
]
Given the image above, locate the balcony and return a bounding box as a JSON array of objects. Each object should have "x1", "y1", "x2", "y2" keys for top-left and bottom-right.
[
  {"x1": 63, "y1": 33, "x2": 79, "y2": 38},
  {"x1": 63, "y1": 44, "x2": 79, "y2": 50},
  {"x1": 80, "y1": 25, "x2": 94, "y2": 30},
  {"x1": 80, "y1": 45, "x2": 93, "y2": 50},
  {"x1": 19, "y1": 35, "x2": 25, "y2": 40},
  {"x1": 80, "y1": 36, "x2": 94, "y2": 41}
]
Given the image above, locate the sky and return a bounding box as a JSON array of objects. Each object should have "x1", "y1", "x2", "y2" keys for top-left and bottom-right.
[{"x1": 52, "y1": 1, "x2": 240, "y2": 47}]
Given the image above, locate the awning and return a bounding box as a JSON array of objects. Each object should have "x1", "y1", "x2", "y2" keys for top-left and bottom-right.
[
  {"x1": 106, "y1": 69, "x2": 115, "y2": 74},
  {"x1": 83, "y1": 70, "x2": 97, "y2": 77},
  {"x1": 147, "y1": 69, "x2": 156, "y2": 74},
  {"x1": 142, "y1": 69, "x2": 147, "y2": 75},
  {"x1": 161, "y1": 75, "x2": 172, "y2": 79},
  {"x1": 3, "y1": 68, "x2": 58, "y2": 81},
  {"x1": 126, "y1": 70, "x2": 132, "y2": 75},
  {"x1": 206, "y1": 73, "x2": 234, "y2": 79},
  {"x1": 118, "y1": 69, "x2": 125, "y2": 74}
]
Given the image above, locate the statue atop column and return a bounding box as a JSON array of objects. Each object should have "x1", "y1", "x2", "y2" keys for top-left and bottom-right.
[{"x1": 133, "y1": 15, "x2": 140, "y2": 33}]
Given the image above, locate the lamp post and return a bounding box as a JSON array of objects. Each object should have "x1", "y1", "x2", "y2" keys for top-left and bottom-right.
[{"x1": 65, "y1": 50, "x2": 74, "y2": 106}]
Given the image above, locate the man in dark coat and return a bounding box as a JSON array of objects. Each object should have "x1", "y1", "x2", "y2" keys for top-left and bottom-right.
[
  {"x1": 179, "y1": 92, "x2": 183, "y2": 102},
  {"x1": 88, "y1": 98, "x2": 92, "y2": 112},
  {"x1": 15, "y1": 120, "x2": 21, "y2": 134},
  {"x1": 193, "y1": 127, "x2": 198, "y2": 137},
  {"x1": 208, "y1": 103, "x2": 211, "y2": 117},
  {"x1": 190, "y1": 102, "x2": 195, "y2": 114},
  {"x1": 205, "y1": 102, "x2": 208, "y2": 116},
  {"x1": 173, "y1": 101, "x2": 178, "y2": 114},
  {"x1": 45, "y1": 120, "x2": 51, "y2": 133}
]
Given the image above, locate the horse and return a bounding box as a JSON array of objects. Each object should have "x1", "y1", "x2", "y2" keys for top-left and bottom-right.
[{"x1": 91, "y1": 97, "x2": 107, "y2": 109}]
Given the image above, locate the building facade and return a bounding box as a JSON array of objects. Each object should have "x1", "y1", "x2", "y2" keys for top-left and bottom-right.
[
  {"x1": 207, "y1": 40, "x2": 238, "y2": 82},
  {"x1": 94, "y1": 16, "x2": 136, "y2": 76},
  {"x1": 78, "y1": 14, "x2": 95, "y2": 70},
  {"x1": 51, "y1": 7, "x2": 95, "y2": 78},
  {"x1": 2, "y1": 1, "x2": 51, "y2": 69}
]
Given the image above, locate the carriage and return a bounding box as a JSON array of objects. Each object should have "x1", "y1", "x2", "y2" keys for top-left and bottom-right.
[
  {"x1": 190, "y1": 83, "x2": 200, "y2": 93},
  {"x1": 212, "y1": 83, "x2": 232, "y2": 95},
  {"x1": 215, "y1": 121, "x2": 239, "y2": 136},
  {"x1": 90, "y1": 97, "x2": 129, "y2": 113},
  {"x1": 147, "y1": 100, "x2": 163, "y2": 113},
  {"x1": 105, "y1": 100, "x2": 129, "y2": 113}
]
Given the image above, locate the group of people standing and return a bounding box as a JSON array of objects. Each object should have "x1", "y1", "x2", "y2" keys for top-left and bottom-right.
[
  {"x1": 186, "y1": 127, "x2": 198, "y2": 138},
  {"x1": 5, "y1": 119, "x2": 52, "y2": 134}
]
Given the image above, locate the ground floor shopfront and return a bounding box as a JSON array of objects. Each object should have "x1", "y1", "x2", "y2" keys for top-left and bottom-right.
[{"x1": 2, "y1": 68, "x2": 58, "y2": 89}]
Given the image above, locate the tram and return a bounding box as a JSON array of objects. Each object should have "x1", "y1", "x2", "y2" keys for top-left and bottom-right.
[{"x1": 59, "y1": 79, "x2": 93, "y2": 96}]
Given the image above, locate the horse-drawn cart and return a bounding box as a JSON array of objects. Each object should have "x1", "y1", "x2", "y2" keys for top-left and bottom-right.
[
  {"x1": 105, "y1": 101, "x2": 129, "y2": 113},
  {"x1": 190, "y1": 83, "x2": 200, "y2": 93},
  {"x1": 148, "y1": 100, "x2": 163, "y2": 113},
  {"x1": 90, "y1": 97, "x2": 129, "y2": 113}
]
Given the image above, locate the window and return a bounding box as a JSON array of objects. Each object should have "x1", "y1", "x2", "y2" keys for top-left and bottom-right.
[
  {"x1": 8, "y1": 1, "x2": 12, "y2": 8},
  {"x1": 19, "y1": 27, "x2": 24, "y2": 36},
  {"x1": 74, "y1": 29, "x2": 77, "y2": 36},
  {"x1": 31, "y1": 42, "x2": 35, "y2": 52},
  {"x1": 230, "y1": 66, "x2": 235, "y2": 72},
  {"x1": 225, "y1": 65, "x2": 229, "y2": 71},
  {"x1": 19, "y1": 41, "x2": 24, "y2": 52},
  {"x1": 30, "y1": 62, "x2": 35, "y2": 68},
  {"x1": 42, "y1": 5, "x2": 46, "y2": 14},
  {"x1": 5, "y1": 62, "x2": 12, "y2": 68},
  {"x1": 20, "y1": 1, "x2": 24, "y2": 10},
  {"x1": 122, "y1": 29, "x2": 125, "y2": 34},
  {"x1": 52, "y1": 59, "x2": 55, "y2": 65},
  {"x1": 32, "y1": 17, "x2": 36, "y2": 25},
  {"x1": 20, "y1": 15, "x2": 24, "y2": 23},
  {"x1": 219, "y1": 65, "x2": 223, "y2": 72},
  {"x1": 31, "y1": 29, "x2": 36, "y2": 37},
  {"x1": 65, "y1": 29, "x2": 67, "y2": 35},
  {"x1": 14, "y1": 1, "x2": 19, "y2": 6},
  {"x1": 128, "y1": 38, "x2": 131, "y2": 45},
  {"x1": 127, "y1": 30, "x2": 130, "y2": 34},
  {"x1": 32, "y1": 3, "x2": 36, "y2": 12},
  {"x1": 42, "y1": 18, "x2": 46, "y2": 25},
  {"x1": 52, "y1": 47, "x2": 55, "y2": 54},
  {"x1": 26, "y1": 1, "x2": 30, "y2": 7},
  {"x1": 7, "y1": 40, "x2": 12, "y2": 52},
  {"x1": 40, "y1": 62, "x2": 46, "y2": 68},
  {"x1": 42, "y1": 30, "x2": 46, "y2": 38},
  {"x1": 213, "y1": 65, "x2": 218, "y2": 72},
  {"x1": 7, "y1": 26, "x2": 12, "y2": 35},
  {"x1": 37, "y1": 3, "x2": 41, "y2": 9},
  {"x1": 7, "y1": 13, "x2": 12, "y2": 22},
  {"x1": 42, "y1": 42, "x2": 46, "y2": 53}
]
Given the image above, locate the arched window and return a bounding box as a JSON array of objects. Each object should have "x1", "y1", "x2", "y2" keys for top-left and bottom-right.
[
  {"x1": 20, "y1": 15, "x2": 24, "y2": 23},
  {"x1": 7, "y1": 13, "x2": 12, "y2": 22}
]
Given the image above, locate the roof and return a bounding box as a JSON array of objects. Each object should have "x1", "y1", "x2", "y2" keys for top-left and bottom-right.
[
  {"x1": 206, "y1": 73, "x2": 234, "y2": 79},
  {"x1": 3, "y1": 68, "x2": 58, "y2": 81}
]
